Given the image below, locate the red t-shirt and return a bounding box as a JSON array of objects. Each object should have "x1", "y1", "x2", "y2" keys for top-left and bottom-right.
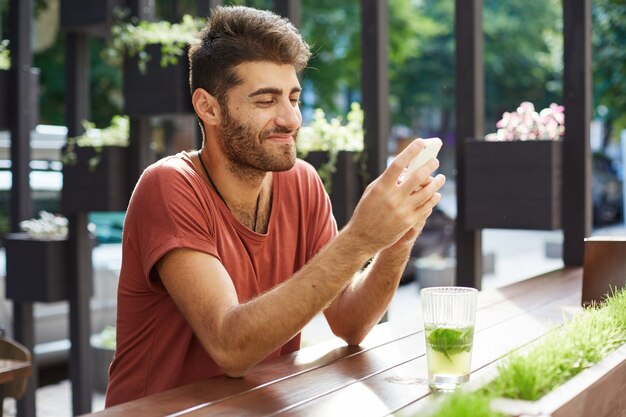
[{"x1": 105, "y1": 152, "x2": 337, "y2": 407}]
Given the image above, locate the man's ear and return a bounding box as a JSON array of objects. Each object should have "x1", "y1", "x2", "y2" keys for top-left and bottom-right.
[{"x1": 192, "y1": 88, "x2": 221, "y2": 127}]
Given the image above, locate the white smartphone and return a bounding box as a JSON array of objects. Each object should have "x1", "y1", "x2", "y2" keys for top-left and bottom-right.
[{"x1": 406, "y1": 137, "x2": 443, "y2": 174}]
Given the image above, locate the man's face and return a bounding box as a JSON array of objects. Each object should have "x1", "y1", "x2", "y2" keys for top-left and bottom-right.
[{"x1": 217, "y1": 61, "x2": 302, "y2": 174}]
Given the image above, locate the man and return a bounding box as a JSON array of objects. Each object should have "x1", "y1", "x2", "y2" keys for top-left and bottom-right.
[{"x1": 105, "y1": 5, "x2": 445, "y2": 407}]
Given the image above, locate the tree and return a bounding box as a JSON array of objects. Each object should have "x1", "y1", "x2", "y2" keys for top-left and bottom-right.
[{"x1": 592, "y1": 0, "x2": 626, "y2": 144}]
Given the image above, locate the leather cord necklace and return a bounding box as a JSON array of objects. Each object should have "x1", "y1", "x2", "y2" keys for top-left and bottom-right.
[{"x1": 197, "y1": 151, "x2": 261, "y2": 232}]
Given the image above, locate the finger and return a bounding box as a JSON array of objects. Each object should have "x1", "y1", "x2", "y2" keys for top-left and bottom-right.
[
  {"x1": 381, "y1": 139, "x2": 425, "y2": 185},
  {"x1": 409, "y1": 174, "x2": 446, "y2": 205},
  {"x1": 398, "y1": 158, "x2": 440, "y2": 194}
]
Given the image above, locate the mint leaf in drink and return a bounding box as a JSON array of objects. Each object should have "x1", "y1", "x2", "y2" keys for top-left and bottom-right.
[{"x1": 427, "y1": 326, "x2": 474, "y2": 360}]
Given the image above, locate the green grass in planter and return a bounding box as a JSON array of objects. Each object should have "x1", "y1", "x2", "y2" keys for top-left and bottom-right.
[
  {"x1": 484, "y1": 286, "x2": 626, "y2": 401},
  {"x1": 425, "y1": 287, "x2": 626, "y2": 417},
  {"x1": 424, "y1": 392, "x2": 504, "y2": 417}
]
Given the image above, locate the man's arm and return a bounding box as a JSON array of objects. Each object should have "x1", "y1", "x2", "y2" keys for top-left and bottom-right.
[
  {"x1": 157, "y1": 140, "x2": 442, "y2": 377},
  {"x1": 322, "y1": 222, "x2": 434, "y2": 345}
]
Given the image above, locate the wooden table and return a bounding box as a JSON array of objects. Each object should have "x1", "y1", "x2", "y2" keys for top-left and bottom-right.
[{"x1": 85, "y1": 267, "x2": 584, "y2": 417}]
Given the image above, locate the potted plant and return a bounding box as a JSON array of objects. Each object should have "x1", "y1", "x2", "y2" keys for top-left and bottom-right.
[
  {"x1": 464, "y1": 102, "x2": 564, "y2": 230},
  {"x1": 421, "y1": 286, "x2": 626, "y2": 417},
  {"x1": 297, "y1": 102, "x2": 365, "y2": 229},
  {"x1": 0, "y1": 39, "x2": 40, "y2": 130},
  {"x1": 61, "y1": 115, "x2": 131, "y2": 213},
  {"x1": 4, "y1": 211, "x2": 70, "y2": 302},
  {"x1": 60, "y1": 0, "x2": 126, "y2": 37},
  {"x1": 104, "y1": 14, "x2": 204, "y2": 116}
]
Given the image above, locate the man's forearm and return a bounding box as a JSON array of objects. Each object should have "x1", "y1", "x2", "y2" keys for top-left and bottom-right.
[
  {"x1": 213, "y1": 226, "x2": 375, "y2": 376},
  {"x1": 324, "y1": 240, "x2": 414, "y2": 345}
]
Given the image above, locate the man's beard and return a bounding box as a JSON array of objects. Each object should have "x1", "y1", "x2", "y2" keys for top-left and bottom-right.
[{"x1": 217, "y1": 106, "x2": 298, "y2": 176}]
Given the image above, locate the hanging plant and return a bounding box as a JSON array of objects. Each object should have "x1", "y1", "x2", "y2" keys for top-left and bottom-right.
[
  {"x1": 103, "y1": 10, "x2": 204, "y2": 74},
  {"x1": 62, "y1": 114, "x2": 129, "y2": 171},
  {"x1": 297, "y1": 102, "x2": 365, "y2": 193},
  {"x1": 0, "y1": 39, "x2": 10, "y2": 70}
]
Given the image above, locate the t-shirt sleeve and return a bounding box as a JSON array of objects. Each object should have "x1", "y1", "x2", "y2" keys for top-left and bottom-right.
[{"x1": 124, "y1": 159, "x2": 220, "y2": 291}]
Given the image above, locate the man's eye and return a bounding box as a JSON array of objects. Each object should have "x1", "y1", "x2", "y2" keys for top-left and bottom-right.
[{"x1": 290, "y1": 98, "x2": 301, "y2": 105}]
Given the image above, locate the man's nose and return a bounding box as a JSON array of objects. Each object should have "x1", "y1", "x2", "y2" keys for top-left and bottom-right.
[{"x1": 275, "y1": 100, "x2": 302, "y2": 130}]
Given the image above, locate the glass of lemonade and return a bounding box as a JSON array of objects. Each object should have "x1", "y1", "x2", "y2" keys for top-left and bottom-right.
[{"x1": 420, "y1": 286, "x2": 478, "y2": 391}]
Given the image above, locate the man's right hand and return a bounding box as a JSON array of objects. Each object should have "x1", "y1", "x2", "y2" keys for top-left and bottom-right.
[{"x1": 344, "y1": 138, "x2": 446, "y2": 256}]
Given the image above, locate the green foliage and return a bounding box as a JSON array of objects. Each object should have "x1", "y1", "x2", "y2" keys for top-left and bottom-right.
[
  {"x1": 592, "y1": 0, "x2": 626, "y2": 134},
  {"x1": 0, "y1": 38, "x2": 9, "y2": 69},
  {"x1": 31, "y1": 34, "x2": 123, "y2": 126},
  {"x1": 105, "y1": 12, "x2": 205, "y2": 74},
  {"x1": 300, "y1": 0, "x2": 426, "y2": 115},
  {"x1": 62, "y1": 115, "x2": 129, "y2": 171},
  {"x1": 484, "y1": 0, "x2": 562, "y2": 120},
  {"x1": 297, "y1": 102, "x2": 364, "y2": 193},
  {"x1": 97, "y1": 325, "x2": 117, "y2": 350},
  {"x1": 427, "y1": 326, "x2": 474, "y2": 360},
  {"x1": 426, "y1": 391, "x2": 504, "y2": 417}
]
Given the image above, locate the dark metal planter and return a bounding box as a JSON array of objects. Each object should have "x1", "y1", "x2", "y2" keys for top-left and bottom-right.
[
  {"x1": 60, "y1": 0, "x2": 125, "y2": 37},
  {"x1": 4, "y1": 233, "x2": 69, "y2": 302},
  {"x1": 463, "y1": 139, "x2": 562, "y2": 230},
  {"x1": 61, "y1": 145, "x2": 131, "y2": 213},
  {"x1": 123, "y1": 44, "x2": 194, "y2": 116},
  {"x1": 0, "y1": 68, "x2": 40, "y2": 130},
  {"x1": 304, "y1": 150, "x2": 362, "y2": 229}
]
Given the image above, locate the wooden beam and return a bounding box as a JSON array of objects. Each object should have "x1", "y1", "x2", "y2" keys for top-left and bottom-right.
[
  {"x1": 8, "y1": 0, "x2": 33, "y2": 229},
  {"x1": 562, "y1": 0, "x2": 592, "y2": 265},
  {"x1": 454, "y1": 0, "x2": 484, "y2": 289},
  {"x1": 65, "y1": 32, "x2": 94, "y2": 415},
  {"x1": 361, "y1": 0, "x2": 389, "y2": 184},
  {"x1": 8, "y1": 1, "x2": 36, "y2": 415}
]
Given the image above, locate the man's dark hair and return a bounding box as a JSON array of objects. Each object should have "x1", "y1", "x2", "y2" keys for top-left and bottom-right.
[{"x1": 189, "y1": 6, "x2": 311, "y2": 106}]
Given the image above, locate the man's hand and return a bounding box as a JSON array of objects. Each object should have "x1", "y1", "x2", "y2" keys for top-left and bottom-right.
[{"x1": 344, "y1": 139, "x2": 446, "y2": 257}]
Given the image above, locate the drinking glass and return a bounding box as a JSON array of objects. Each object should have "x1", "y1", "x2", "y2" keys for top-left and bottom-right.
[{"x1": 420, "y1": 286, "x2": 478, "y2": 391}]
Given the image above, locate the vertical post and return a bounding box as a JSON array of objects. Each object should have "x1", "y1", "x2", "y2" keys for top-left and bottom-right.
[
  {"x1": 66, "y1": 31, "x2": 93, "y2": 415},
  {"x1": 8, "y1": 1, "x2": 36, "y2": 416},
  {"x1": 454, "y1": 0, "x2": 484, "y2": 289},
  {"x1": 361, "y1": 0, "x2": 389, "y2": 184},
  {"x1": 273, "y1": 0, "x2": 301, "y2": 28},
  {"x1": 562, "y1": 0, "x2": 592, "y2": 265},
  {"x1": 8, "y1": 0, "x2": 32, "y2": 229}
]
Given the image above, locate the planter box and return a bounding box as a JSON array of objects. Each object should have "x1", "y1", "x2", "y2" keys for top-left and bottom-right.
[
  {"x1": 304, "y1": 150, "x2": 362, "y2": 229},
  {"x1": 123, "y1": 44, "x2": 194, "y2": 116},
  {"x1": 62, "y1": 145, "x2": 131, "y2": 213},
  {"x1": 490, "y1": 344, "x2": 626, "y2": 417},
  {"x1": 60, "y1": 0, "x2": 125, "y2": 37},
  {"x1": 4, "y1": 233, "x2": 69, "y2": 302},
  {"x1": 0, "y1": 68, "x2": 40, "y2": 130},
  {"x1": 463, "y1": 139, "x2": 562, "y2": 230}
]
